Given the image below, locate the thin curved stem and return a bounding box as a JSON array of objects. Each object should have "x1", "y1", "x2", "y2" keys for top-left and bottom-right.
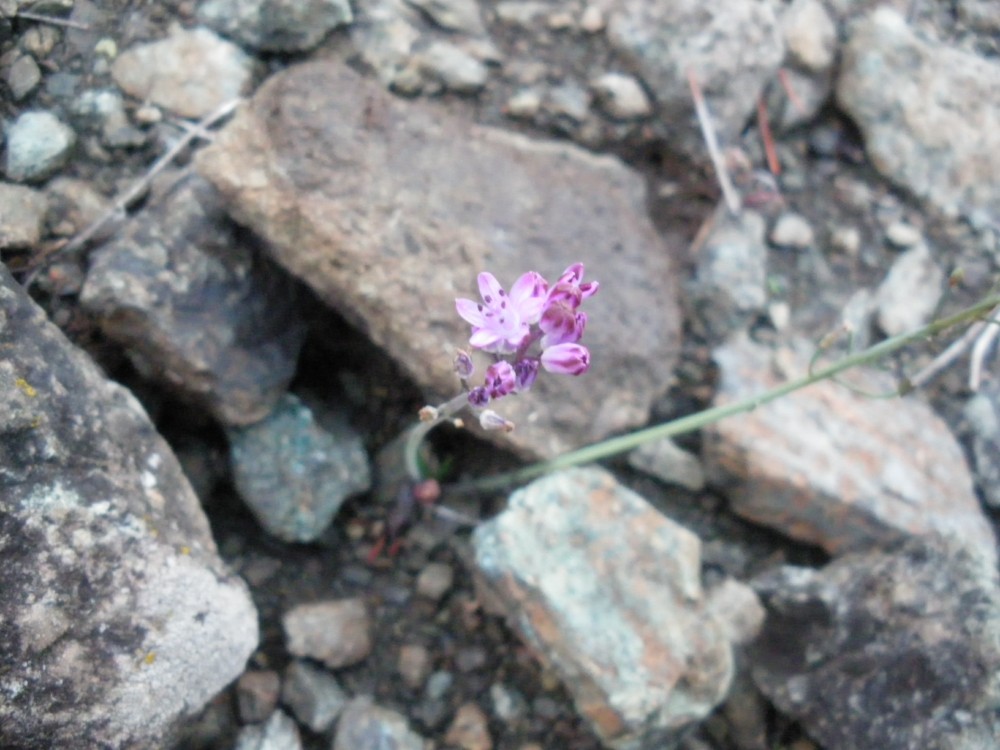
[
  {"x1": 403, "y1": 393, "x2": 470, "y2": 480},
  {"x1": 450, "y1": 291, "x2": 1000, "y2": 494}
]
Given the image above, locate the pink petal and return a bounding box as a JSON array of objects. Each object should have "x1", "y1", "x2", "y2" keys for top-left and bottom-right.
[
  {"x1": 477, "y1": 272, "x2": 506, "y2": 307},
  {"x1": 456, "y1": 298, "x2": 488, "y2": 327},
  {"x1": 469, "y1": 328, "x2": 503, "y2": 352}
]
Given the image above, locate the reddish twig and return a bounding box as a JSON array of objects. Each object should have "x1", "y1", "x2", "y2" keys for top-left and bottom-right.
[
  {"x1": 756, "y1": 95, "x2": 781, "y2": 176},
  {"x1": 777, "y1": 67, "x2": 808, "y2": 117}
]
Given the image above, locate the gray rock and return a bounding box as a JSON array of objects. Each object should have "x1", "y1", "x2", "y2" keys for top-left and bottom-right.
[
  {"x1": 227, "y1": 394, "x2": 371, "y2": 542},
  {"x1": 590, "y1": 72, "x2": 652, "y2": 120},
  {"x1": 0, "y1": 182, "x2": 48, "y2": 249},
  {"x1": 111, "y1": 25, "x2": 254, "y2": 118},
  {"x1": 282, "y1": 598, "x2": 373, "y2": 669},
  {"x1": 627, "y1": 436, "x2": 705, "y2": 491},
  {"x1": 349, "y1": 0, "x2": 423, "y2": 91},
  {"x1": 80, "y1": 174, "x2": 306, "y2": 426},
  {"x1": 4, "y1": 53, "x2": 41, "y2": 100},
  {"x1": 416, "y1": 40, "x2": 489, "y2": 93},
  {"x1": 884, "y1": 220, "x2": 923, "y2": 248},
  {"x1": 197, "y1": 0, "x2": 352, "y2": 52},
  {"x1": 780, "y1": 0, "x2": 837, "y2": 73},
  {"x1": 685, "y1": 211, "x2": 768, "y2": 338},
  {"x1": 3, "y1": 109, "x2": 76, "y2": 183},
  {"x1": 965, "y1": 380, "x2": 1000, "y2": 508},
  {"x1": 416, "y1": 561, "x2": 455, "y2": 600},
  {"x1": 473, "y1": 467, "x2": 740, "y2": 750},
  {"x1": 837, "y1": 7, "x2": 1000, "y2": 217},
  {"x1": 875, "y1": 242, "x2": 944, "y2": 336},
  {"x1": 750, "y1": 539, "x2": 1000, "y2": 750},
  {"x1": 406, "y1": 0, "x2": 487, "y2": 34},
  {"x1": 702, "y1": 335, "x2": 996, "y2": 567},
  {"x1": 69, "y1": 88, "x2": 145, "y2": 149},
  {"x1": 281, "y1": 660, "x2": 348, "y2": 733},
  {"x1": 333, "y1": 696, "x2": 426, "y2": 750},
  {"x1": 0, "y1": 264, "x2": 258, "y2": 748},
  {"x1": 606, "y1": 0, "x2": 784, "y2": 159},
  {"x1": 236, "y1": 669, "x2": 281, "y2": 724},
  {"x1": 959, "y1": 0, "x2": 1000, "y2": 32},
  {"x1": 196, "y1": 60, "x2": 682, "y2": 459},
  {"x1": 234, "y1": 709, "x2": 302, "y2": 750}
]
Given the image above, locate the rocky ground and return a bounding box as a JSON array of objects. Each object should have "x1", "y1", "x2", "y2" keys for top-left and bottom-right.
[{"x1": 2, "y1": 0, "x2": 1000, "y2": 749}]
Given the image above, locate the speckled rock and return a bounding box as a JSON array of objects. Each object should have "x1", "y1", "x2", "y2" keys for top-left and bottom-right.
[
  {"x1": 112, "y1": 25, "x2": 255, "y2": 118},
  {"x1": 0, "y1": 182, "x2": 48, "y2": 249},
  {"x1": 197, "y1": 0, "x2": 352, "y2": 52},
  {"x1": 875, "y1": 242, "x2": 944, "y2": 336},
  {"x1": 0, "y1": 264, "x2": 258, "y2": 748},
  {"x1": 473, "y1": 467, "x2": 743, "y2": 750},
  {"x1": 233, "y1": 709, "x2": 302, "y2": 750},
  {"x1": 227, "y1": 394, "x2": 371, "y2": 542},
  {"x1": 604, "y1": 0, "x2": 784, "y2": 159},
  {"x1": 333, "y1": 696, "x2": 426, "y2": 750},
  {"x1": 685, "y1": 211, "x2": 768, "y2": 339},
  {"x1": 3, "y1": 109, "x2": 76, "y2": 183},
  {"x1": 751, "y1": 539, "x2": 1000, "y2": 750},
  {"x1": 837, "y1": 7, "x2": 1000, "y2": 217},
  {"x1": 702, "y1": 335, "x2": 996, "y2": 566},
  {"x1": 196, "y1": 60, "x2": 681, "y2": 459},
  {"x1": 80, "y1": 174, "x2": 307, "y2": 426},
  {"x1": 282, "y1": 598, "x2": 373, "y2": 669}
]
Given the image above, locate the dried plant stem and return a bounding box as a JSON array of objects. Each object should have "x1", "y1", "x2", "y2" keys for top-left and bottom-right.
[
  {"x1": 16, "y1": 10, "x2": 92, "y2": 29},
  {"x1": 58, "y1": 98, "x2": 242, "y2": 258},
  {"x1": 687, "y1": 68, "x2": 741, "y2": 215},
  {"x1": 453, "y1": 291, "x2": 1000, "y2": 494}
]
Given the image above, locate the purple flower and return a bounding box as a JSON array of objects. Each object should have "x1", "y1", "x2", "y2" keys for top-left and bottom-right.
[
  {"x1": 513, "y1": 358, "x2": 540, "y2": 392},
  {"x1": 456, "y1": 271, "x2": 549, "y2": 354},
  {"x1": 468, "y1": 386, "x2": 490, "y2": 407},
  {"x1": 484, "y1": 361, "x2": 516, "y2": 398},
  {"x1": 539, "y1": 301, "x2": 587, "y2": 348},
  {"x1": 540, "y1": 342, "x2": 591, "y2": 376},
  {"x1": 454, "y1": 350, "x2": 474, "y2": 380},
  {"x1": 545, "y1": 263, "x2": 599, "y2": 310}
]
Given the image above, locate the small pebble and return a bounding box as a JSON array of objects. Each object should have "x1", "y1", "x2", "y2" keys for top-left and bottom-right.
[
  {"x1": 398, "y1": 644, "x2": 432, "y2": 689},
  {"x1": 233, "y1": 710, "x2": 302, "y2": 750},
  {"x1": 579, "y1": 5, "x2": 604, "y2": 32},
  {"x1": 282, "y1": 598, "x2": 372, "y2": 669},
  {"x1": 505, "y1": 89, "x2": 542, "y2": 119},
  {"x1": 3, "y1": 110, "x2": 76, "y2": 183},
  {"x1": 769, "y1": 212, "x2": 815, "y2": 249},
  {"x1": 455, "y1": 646, "x2": 488, "y2": 672},
  {"x1": 490, "y1": 682, "x2": 528, "y2": 722},
  {"x1": 236, "y1": 669, "x2": 281, "y2": 724},
  {"x1": 425, "y1": 670, "x2": 454, "y2": 700},
  {"x1": 282, "y1": 660, "x2": 348, "y2": 733},
  {"x1": 590, "y1": 72, "x2": 652, "y2": 120},
  {"x1": 416, "y1": 562, "x2": 455, "y2": 601},
  {"x1": 830, "y1": 225, "x2": 861, "y2": 256},
  {"x1": 885, "y1": 221, "x2": 922, "y2": 248},
  {"x1": 5, "y1": 54, "x2": 42, "y2": 100},
  {"x1": 444, "y1": 702, "x2": 493, "y2": 750}
]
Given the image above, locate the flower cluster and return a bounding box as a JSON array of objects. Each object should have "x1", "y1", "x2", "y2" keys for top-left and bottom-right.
[{"x1": 455, "y1": 263, "x2": 598, "y2": 413}]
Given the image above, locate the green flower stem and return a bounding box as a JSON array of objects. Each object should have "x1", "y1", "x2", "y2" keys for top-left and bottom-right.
[
  {"x1": 404, "y1": 392, "x2": 471, "y2": 480},
  {"x1": 452, "y1": 292, "x2": 1000, "y2": 494}
]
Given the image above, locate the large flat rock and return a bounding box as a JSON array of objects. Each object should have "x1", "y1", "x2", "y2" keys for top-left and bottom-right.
[
  {"x1": 196, "y1": 60, "x2": 681, "y2": 458},
  {"x1": 0, "y1": 264, "x2": 258, "y2": 748}
]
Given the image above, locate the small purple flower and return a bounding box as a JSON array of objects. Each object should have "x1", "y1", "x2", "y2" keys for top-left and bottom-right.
[
  {"x1": 484, "y1": 361, "x2": 516, "y2": 398},
  {"x1": 454, "y1": 349, "x2": 475, "y2": 380},
  {"x1": 540, "y1": 342, "x2": 591, "y2": 376},
  {"x1": 513, "y1": 358, "x2": 540, "y2": 392},
  {"x1": 539, "y1": 301, "x2": 587, "y2": 348},
  {"x1": 467, "y1": 386, "x2": 490, "y2": 408},
  {"x1": 456, "y1": 271, "x2": 549, "y2": 354},
  {"x1": 545, "y1": 263, "x2": 599, "y2": 310}
]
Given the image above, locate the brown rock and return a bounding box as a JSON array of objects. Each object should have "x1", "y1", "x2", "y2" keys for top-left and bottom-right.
[
  {"x1": 282, "y1": 599, "x2": 372, "y2": 669},
  {"x1": 196, "y1": 60, "x2": 681, "y2": 459},
  {"x1": 702, "y1": 335, "x2": 996, "y2": 566},
  {"x1": 444, "y1": 702, "x2": 493, "y2": 750}
]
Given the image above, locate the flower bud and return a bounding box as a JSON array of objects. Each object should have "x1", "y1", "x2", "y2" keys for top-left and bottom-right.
[
  {"x1": 513, "y1": 357, "x2": 540, "y2": 392},
  {"x1": 454, "y1": 349, "x2": 474, "y2": 380},
  {"x1": 540, "y1": 342, "x2": 591, "y2": 376},
  {"x1": 484, "y1": 361, "x2": 516, "y2": 398},
  {"x1": 468, "y1": 386, "x2": 490, "y2": 408},
  {"x1": 479, "y1": 409, "x2": 514, "y2": 432}
]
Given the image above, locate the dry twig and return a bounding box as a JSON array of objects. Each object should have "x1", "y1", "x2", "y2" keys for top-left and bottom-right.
[
  {"x1": 687, "y1": 69, "x2": 741, "y2": 215},
  {"x1": 16, "y1": 10, "x2": 92, "y2": 30}
]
